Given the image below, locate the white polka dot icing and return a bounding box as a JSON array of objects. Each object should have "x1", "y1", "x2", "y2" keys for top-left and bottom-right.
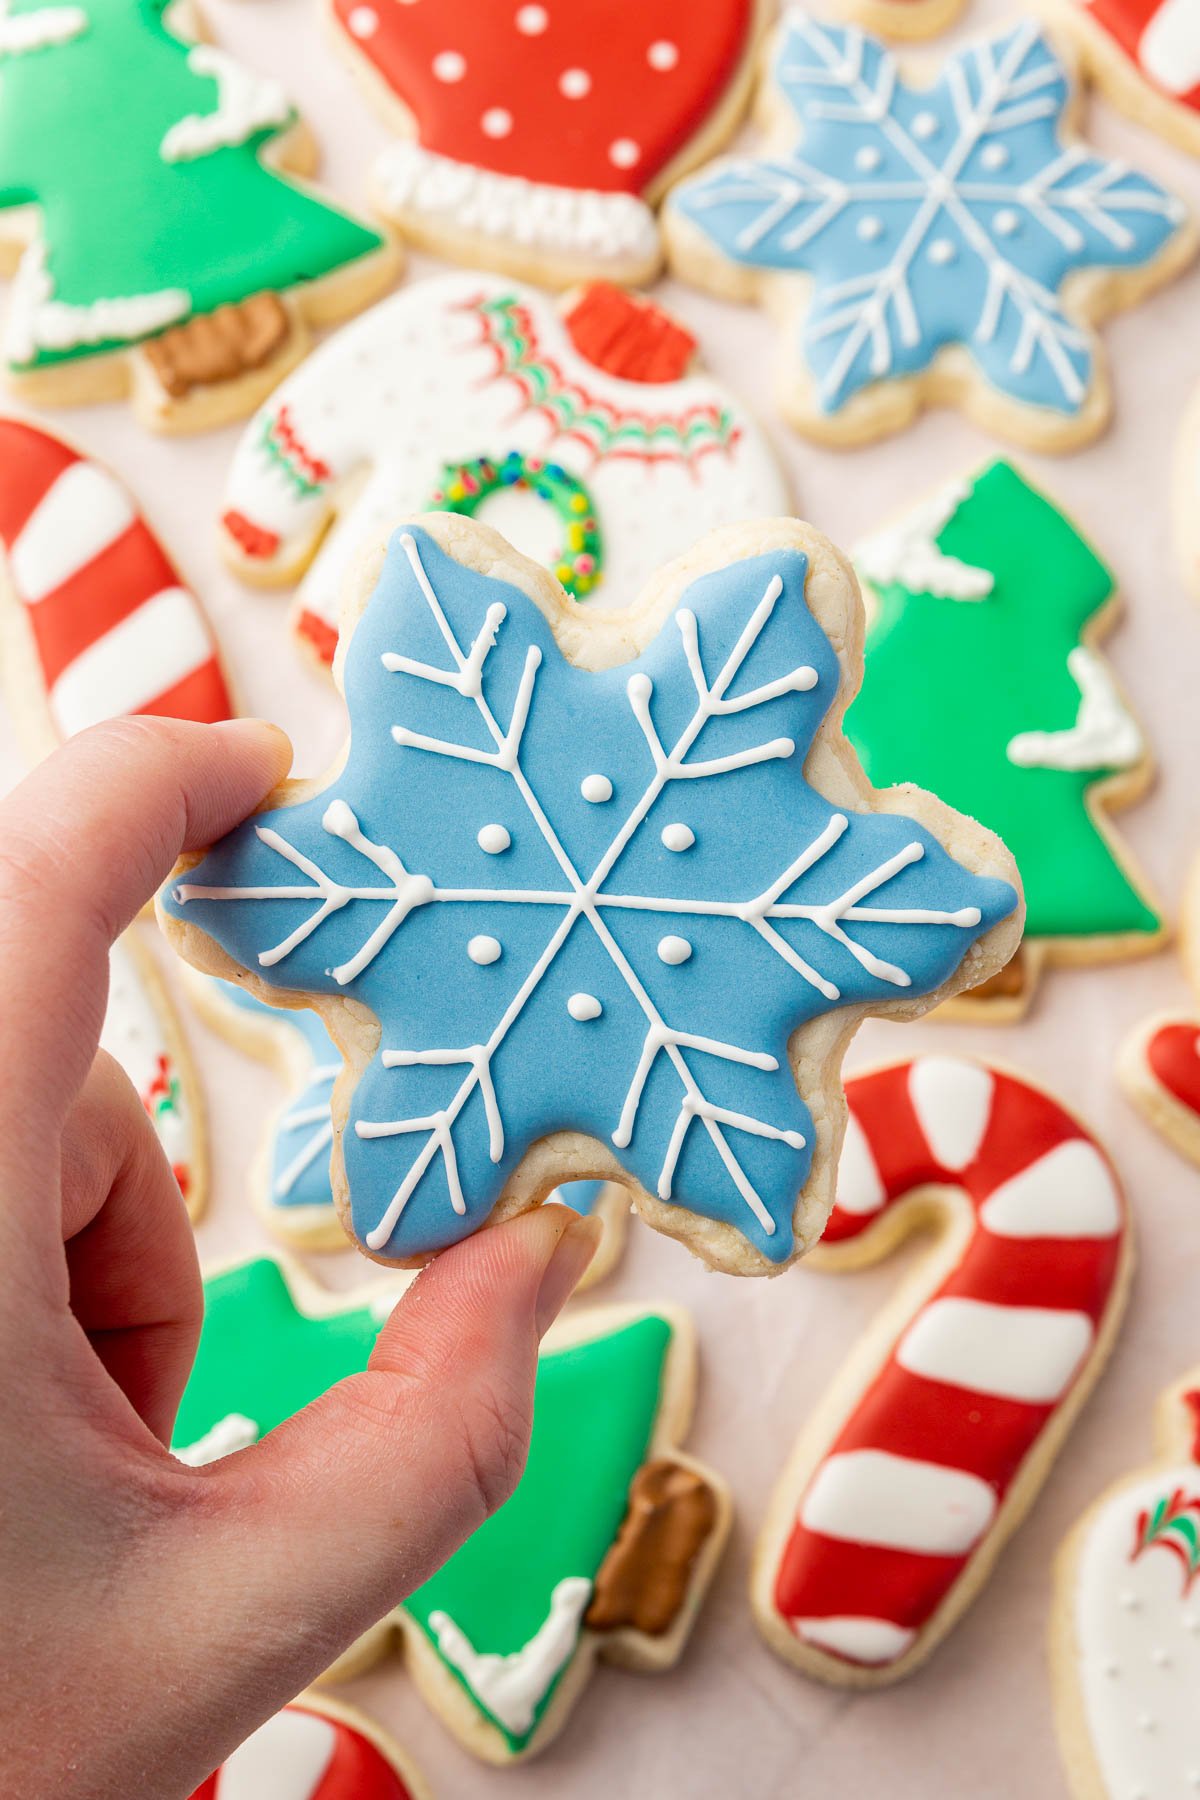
[
  {"x1": 567, "y1": 992, "x2": 602, "y2": 1020},
  {"x1": 468, "y1": 935, "x2": 502, "y2": 965},
  {"x1": 560, "y1": 68, "x2": 591, "y2": 99},
  {"x1": 477, "y1": 824, "x2": 511, "y2": 854},
  {"x1": 609, "y1": 139, "x2": 641, "y2": 169},
  {"x1": 581, "y1": 774, "x2": 612, "y2": 803},
  {"x1": 347, "y1": 5, "x2": 377, "y2": 36},
  {"x1": 515, "y1": 3, "x2": 548, "y2": 32},
  {"x1": 482, "y1": 107, "x2": 513, "y2": 138},
  {"x1": 661, "y1": 823, "x2": 695, "y2": 852},
  {"x1": 658, "y1": 935, "x2": 692, "y2": 965},
  {"x1": 433, "y1": 50, "x2": 466, "y2": 81},
  {"x1": 648, "y1": 39, "x2": 679, "y2": 70}
]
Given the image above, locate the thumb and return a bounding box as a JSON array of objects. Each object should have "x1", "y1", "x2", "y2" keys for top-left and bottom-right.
[{"x1": 150, "y1": 1207, "x2": 599, "y2": 1775}]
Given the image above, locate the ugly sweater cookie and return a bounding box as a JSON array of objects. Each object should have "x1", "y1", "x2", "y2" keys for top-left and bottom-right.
[
  {"x1": 0, "y1": 417, "x2": 234, "y2": 757},
  {"x1": 327, "y1": 0, "x2": 764, "y2": 286},
  {"x1": 755, "y1": 1054, "x2": 1130, "y2": 1684},
  {"x1": 849, "y1": 459, "x2": 1161, "y2": 1016},
  {"x1": 174, "y1": 1257, "x2": 730, "y2": 1764},
  {"x1": 159, "y1": 515, "x2": 1020, "y2": 1275},
  {"x1": 1051, "y1": 1373, "x2": 1200, "y2": 1799},
  {"x1": 666, "y1": 15, "x2": 1195, "y2": 449},
  {"x1": 219, "y1": 276, "x2": 790, "y2": 669},
  {"x1": 0, "y1": 0, "x2": 397, "y2": 429}
]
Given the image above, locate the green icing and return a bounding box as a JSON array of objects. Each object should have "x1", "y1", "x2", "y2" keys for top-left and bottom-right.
[
  {"x1": 0, "y1": 0, "x2": 384, "y2": 369},
  {"x1": 847, "y1": 459, "x2": 1159, "y2": 941},
  {"x1": 174, "y1": 1259, "x2": 673, "y2": 1755}
]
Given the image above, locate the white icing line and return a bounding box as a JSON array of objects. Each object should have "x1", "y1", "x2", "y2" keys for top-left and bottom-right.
[
  {"x1": 160, "y1": 44, "x2": 291, "y2": 162},
  {"x1": 428, "y1": 1575, "x2": 592, "y2": 1736},
  {"x1": 1007, "y1": 645, "x2": 1144, "y2": 772}
]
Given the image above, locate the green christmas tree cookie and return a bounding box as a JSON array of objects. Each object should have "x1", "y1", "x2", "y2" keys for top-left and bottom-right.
[
  {"x1": 0, "y1": 0, "x2": 397, "y2": 428},
  {"x1": 848, "y1": 459, "x2": 1162, "y2": 1016},
  {"x1": 173, "y1": 1257, "x2": 730, "y2": 1764}
]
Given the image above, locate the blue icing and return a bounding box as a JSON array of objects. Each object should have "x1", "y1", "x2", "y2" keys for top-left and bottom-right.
[
  {"x1": 553, "y1": 1180, "x2": 604, "y2": 1216},
  {"x1": 217, "y1": 981, "x2": 338, "y2": 1215},
  {"x1": 164, "y1": 525, "x2": 1016, "y2": 1263},
  {"x1": 670, "y1": 19, "x2": 1185, "y2": 416}
]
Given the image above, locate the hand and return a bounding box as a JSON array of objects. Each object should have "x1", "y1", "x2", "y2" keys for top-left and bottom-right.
[{"x1": 0, "y1": 717, "x2": 599, "y2": 1800}]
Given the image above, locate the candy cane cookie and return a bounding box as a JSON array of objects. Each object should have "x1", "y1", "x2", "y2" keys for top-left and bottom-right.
[
  {"x1": 218, "y1": 275, "x2": 789, "y2": 672},
  {"x1": 1051, "y1": 1370, "x2": 1200, "y2": 1798},
  {"x1": 104, "y1": 930, "x2": 206, "y2": 1221},
  {"x1": 1119, "y1": 855, "x2": 1200, "y2": 1166},
  {"x1": 183, "y1": 969, "x2": 629, "y2": 1270},
  {"x1": 753, "y1": 1053, "x2": 1131, "y2": 1684},
  {"x1": 189, "y1": 1693, "x2": 431, "y2": 1800},
  {"x1": 0, "y1": 417, "x2": 234, "y2": 761}
]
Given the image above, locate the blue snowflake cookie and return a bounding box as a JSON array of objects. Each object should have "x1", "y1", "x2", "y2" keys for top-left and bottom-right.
[
  {"x1": 160, "y1": 517, "x2": 1019, "y2": 1273},
  {"x1": 667, "y1": 15, "x2": 1192, "y2": 446}
]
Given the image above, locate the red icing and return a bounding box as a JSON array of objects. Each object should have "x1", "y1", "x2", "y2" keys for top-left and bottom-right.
[
  {"x1": 0, "y1": 419, "x2": 233, "y2": 734},
  {"x1": 332, "y1": 0, "x2": 754, "y2": 194},
  {"x1": 1184, "y1": 1389, "x2": 1200, "y2": 1463},
  {"x1": 188, "y1": 1704, "x2": 413, "y2": 1799},
  {"x1": 1087, "y1": 0, "x2": 1200, "y2": 110},
  {"x1": 297, "y1": 608, "x2": 340, "y2": 664},
  {"x1": 772, "y1": 1059, "x2": 1126, "y2": 1664},
  {"x1": 223, "y1": 508, "x2": 282, "y2": 561},
  {"x1": 1146, "y1": 1018, "x2": 1200, "y2": 1117},
  {"x1": 563, "y1": 283, "x2": 696, "y2": 382}
]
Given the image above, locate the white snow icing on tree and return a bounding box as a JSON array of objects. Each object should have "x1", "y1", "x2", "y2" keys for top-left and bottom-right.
[
  {"x1": 172, "y1": 531, "x2": 1009, "y2": 1258},
  {"x1": 673, "y1": 16, "x2": 1186, "y2": 414}
]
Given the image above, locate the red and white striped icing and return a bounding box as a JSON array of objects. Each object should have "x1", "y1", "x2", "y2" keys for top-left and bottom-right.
[
  {"x1": 767, "y1": 1054, "x2": 1127, "y2": 1671},
  {"x1": 0, "y1": 419, "x2": 232, "y2": 742},
  {"x1": 189, "y1": 1703, "x2": 415, "y2": 1800},
  {"x1": 1077, "y1": 0, "x2": 1200, "y2": 111}
]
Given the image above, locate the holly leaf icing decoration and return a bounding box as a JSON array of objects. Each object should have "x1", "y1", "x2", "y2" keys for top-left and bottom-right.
[
  {"x1": 669, "y1": 17, "x2": 1187, "y2": 417},
  {"x1": 161, "y1": 520, "x2": 1016, "y2": 1267}
]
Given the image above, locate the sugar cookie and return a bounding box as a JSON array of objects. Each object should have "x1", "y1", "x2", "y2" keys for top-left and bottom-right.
[
  {"x1": 754, "y1": 1053, "x2": 1131, "y2": 1683},
  {"x1": 0, "y1": 417, "x2": 234, "y2": 760},
  {"x1": 850, "y1": 459, "x2": 1161, "y2": 1018},
  {"x1": 174, "y1": 1256, "x2": 730, "y2": 1764},
  {"x1": 1047, "y1": 0, "x2": 1200, "y2": 154},
  {"x1": 0, "y1": 0, "x2": 398, "y2": 430},
  {"x1": 666, "y1": 17, "x2": 1195, "y2": 450},
  {"x1": 324, "y1": 0, "x2": 765, "y2": 287},
  {"x1": 158, "y1": 514, "x2": 1020, "y2": 1275},
  {"x1": 189, "y1": 1693, "x2": 431, "y2": 1800},
  {"x1": 104, "y1": 931, "x2": 205, "y2": 1221},
  {"x1": 1051, "y1": 1368, "x2": 1200, "y2": 1798},
  {"x1": 1118, "y1": 858, "x2": 1200, "y2": 1165},
  {"x1": 219, "y1": 275, "x2": 789, "y2": 671}
]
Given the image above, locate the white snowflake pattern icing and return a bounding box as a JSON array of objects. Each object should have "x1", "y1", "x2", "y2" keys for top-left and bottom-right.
[
  {"x1": 160, "y1": 44, "x2": 291, "y2": 162},
  {"x1": 855, "y1": 479, "x2": 994, "y2": 601},
  {"x1": 429, "y1": 1575, "x2": 593, "y2": 1737},
  {"x1": 674, "y1": 17, "x2": 1187, "y2": 415},
  {"x1": 1007, "y1": 645, "x2": 1143, "y2": 771},
  {"x1": 174, "y1": 534, "x2": 992, "y2": 1254}
]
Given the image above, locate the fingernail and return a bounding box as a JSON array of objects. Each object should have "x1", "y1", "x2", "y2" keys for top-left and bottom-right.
[{"x1": 535, "y1": 1213, "x2": 602, "y2": 1337}]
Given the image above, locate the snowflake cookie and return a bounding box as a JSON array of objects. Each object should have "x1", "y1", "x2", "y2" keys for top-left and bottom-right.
[
  {"x1": 175, "y1": 1258, "x2": 730, "y2": 1762},
  {"x1": 666, "y1": 15, "x2": 1196, "y2": 449},
  {"x1": 1051, "y1": 1369, "x2": 1200, "y2": 1800},
  {"x1": 189, "y1": 1694, "x2": 430, "y2": 1800},
  {"x1": 158, "y1": 514, "x2": 1020, "y2": 1275},
  {"x1": 756, "y1": 1054, "x2": 1129, "y2": 1684},
  {"x1": 0, "y1": 0, "x2": 398, "y2": 430},
  {"x1": 325, "y1": 0, "x2": 764, "y2": 287},
  {"x1": 850, "y1": 459, "x2": 1162, "y2": 1018},
  {"x1": 1048, "y1": 0, "x2": 1200, "y2": 154},
  {"x1": 218, "y1": 275, "x2": 789, "y2": 671}
]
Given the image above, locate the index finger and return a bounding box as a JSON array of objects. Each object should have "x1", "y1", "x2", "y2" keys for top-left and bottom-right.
[{"x1": 0, "y1": 716, "x2": 291, "y2": 1142}]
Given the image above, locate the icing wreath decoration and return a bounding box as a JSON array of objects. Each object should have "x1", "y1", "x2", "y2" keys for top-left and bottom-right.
[
  {"x1": 666, "y1": 16, "x2": 1194, "y2": 445},
  {"x1": 428, "y1": 452, "x2": 603, "y2": 599},
  {"x1": 159, "y1": 515, "x2": 1019, "y2": 1273}
]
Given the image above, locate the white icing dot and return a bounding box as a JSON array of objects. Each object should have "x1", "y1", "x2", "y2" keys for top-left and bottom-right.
[
  {"x1": 994, "y1": 208, "x2": 1020, "y2": 237},
  {"x1": 912, "y1": 110, "x2": 939, "y2": 139},
  {"x1": 560, "y1": 67, "x2": 591, "y2": 98},
  {"x1": 855, "y1": 144, "x2": 882, "y2": 172},
  {"x1": 347, "y1": 5, "x2": 378, "y2": 35},
  {"x1": 647, "y1": 38, "x2": 678, "y2": 69},
  {"x1": 661, "y1": 823, "x2": 695, "y2": 852},
  {"x1": 928, "y1": 237, "x2": 956, "y2": 264},
  {"x1": 515, "y1": 2, "x2": 548, "y2": 30},
  {"x1": 482, "y1": 107, "x2": 514, "y2": 138},
  {"x1": 658, "y1": 935, "x2": 692, "y2": 965},
  {"x1": 467, "y1": 935, "x2": 502, "y2": 965},
  {"x1": 981, "y1": 142, "x2": 1008, "y2": 170},
  {"x1": 857, "y1": 215, "x2": 883, "y2": 242},
  {"x1": 433, "y1": 49, "x2": 466, "y2": 81},
  {"x1": 581, "y1": 774, "x2": 612, "y2": 803},
  {"x1": 477, "y1": 823, "x2": 510, "y2": 854},
  {"x1": 609, "y1": 138, "x2": 641, "y2": 169},
  {"x1": 567, "y1": 992, "x2": 602, "y2": 1021}
]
